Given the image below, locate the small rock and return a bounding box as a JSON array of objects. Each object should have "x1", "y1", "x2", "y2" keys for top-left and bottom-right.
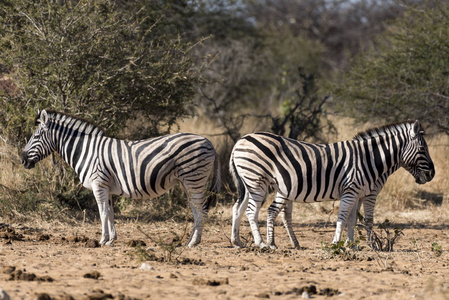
[
  {"x1": 1, "y1": 266, "x2": 15, "y2": 274},
  {"x1": 38, "y1": 276, "x2": 54, "y2": 282},
  {"x1": 302, "y1": 291, "x2": 311, "y2": 299},
  {"x1": 126, "y1": 240, "x2": 146, "y2": 247},
  {"x1": 83, "y1": 271, "x2": 101, "y2": 279},
  {"x1": 192, "y1": 278, "x2": 229, "y2": 286},
  {"x1": 35, "y1": 293, "x2": 52, "y2": 300},
  {"x1": 9, "y1": 270, "x2": 36, "y2": 281},
  {"x1": 85, "y1": 289, "x2": 113, "y2": 300},
  {"x1": 85, "y1": 239, "x2": 100, "y2": 248},
  {"x1": 319, "y1": 287, "x2": 340, "y2": 296},
  {"x1": 139, "y1": 263, "x2": 154, "y2": 271},
  {"x1": 37, "y1": 234, "x2": 50, "y2": 241},
  {"x1": 57, "y1": 294, "x2": 74, "y2": 300},
  {"x1": 68, "y1": 235, "x2": 88, "y2": 243}
]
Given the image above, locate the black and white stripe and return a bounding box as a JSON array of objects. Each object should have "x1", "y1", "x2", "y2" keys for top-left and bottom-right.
[
  {"x1": 230, "y1": 120, "x2": 435, "y2": 249},
  {"x1": 22, "y1": 110, "x2": 221, "y2": 247}
]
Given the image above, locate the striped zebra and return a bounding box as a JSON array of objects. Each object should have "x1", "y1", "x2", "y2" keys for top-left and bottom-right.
[
  {"x1": 230, "y1": 120, "x2": 435, "y2": 249},
  {"x1": 22, "y1": 110, "x2": 221, "y2": 247}
]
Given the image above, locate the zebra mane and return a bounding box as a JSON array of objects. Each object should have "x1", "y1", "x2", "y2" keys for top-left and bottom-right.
[
  {"x1": 353, "y1": 120, "x2": 418, "y2": 141},
  {"x1": 41, "y1": 110, "x2": 105, "y2": 136}
]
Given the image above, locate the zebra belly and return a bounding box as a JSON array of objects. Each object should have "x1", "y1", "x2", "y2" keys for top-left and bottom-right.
[
  {"x1": 276, "y1": 185, "x2": 339, "y2": 203},
  {"x1": 293, "y1": 193, "x2": 337, "y2": 203},
  {"x1": 85, "y1": 167, "x2": 178, "y2": 200},
  {"x1": 273, "y1": 175, "x2": 342, "y2": 203},
  {"x1": 115, "y1": 173, "x2": 178, "y2": 200}
]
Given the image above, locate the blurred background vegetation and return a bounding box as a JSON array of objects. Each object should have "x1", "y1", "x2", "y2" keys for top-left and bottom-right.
[{"x1": 0, "y1": 0, "x2": 448, "y2": 222}]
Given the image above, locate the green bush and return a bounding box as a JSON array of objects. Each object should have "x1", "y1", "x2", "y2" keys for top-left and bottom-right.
[
  {"x1": 0, "y1": 0, "x2": 203, "y2": 219},
  {"x1": 0, "y1": 0, "x2": 202, "y2": 145},
  {"x1": 331, "y1": 3, "x2": 449, "y2": 135}
]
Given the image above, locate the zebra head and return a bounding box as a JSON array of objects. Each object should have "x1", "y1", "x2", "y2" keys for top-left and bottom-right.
[
  {"x1": 401, "y1": 120, "x2": 435, "y2": 184},
  {"x1": 22, "y1": 110, "x2": 56, "y2": 169}
]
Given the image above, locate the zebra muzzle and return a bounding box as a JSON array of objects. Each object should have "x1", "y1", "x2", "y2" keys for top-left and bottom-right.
[
  {"x1": 21, "y1": 151, "x2": 36, "y2": 169},
  {"x1": 426, "y1": 168, "x2": 435, "y2": 182},
  {"x1": 415, "y1": 169, "x2": 434, "y2": 184}
]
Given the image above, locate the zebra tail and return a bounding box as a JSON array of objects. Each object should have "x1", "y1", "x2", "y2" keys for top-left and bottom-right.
[
  {"x1": 205, "y1": 155, "x2": 222, "y2": 209},
  {"x1": 229, "y1": 152, "x2": 246, "y2": 203}
]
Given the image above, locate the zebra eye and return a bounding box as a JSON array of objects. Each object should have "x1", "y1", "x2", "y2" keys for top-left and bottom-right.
[{"x1": 418, "y1": 146, "x2": 425, "y2": 152}]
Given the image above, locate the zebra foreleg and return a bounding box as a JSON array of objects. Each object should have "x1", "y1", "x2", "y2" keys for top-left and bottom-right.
[
  {"x1": 105, "y1": 194, "x2": 117, "y2": 246},
  {"x1": 346, "y1": 199, "x2": 362, "y2": 249},
  {"x1": 231, "y1": 190, "x2": 249, "y2": 248},
  {"x1": 280, "y1": 200, "x2": 300, "y2": 249},
  {"x1": 332, "y1": 193, "x2": 358, "y2": 244},
  {"x1": 92, "y1": 184, "x2": 113, "y2": 245}
]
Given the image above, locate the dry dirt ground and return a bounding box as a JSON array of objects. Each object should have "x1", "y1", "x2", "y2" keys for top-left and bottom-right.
[{"x1": 1, "y1": 207, "x2": 449, "y2": 300}]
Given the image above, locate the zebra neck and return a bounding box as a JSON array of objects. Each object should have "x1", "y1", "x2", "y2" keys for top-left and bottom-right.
[
  {"x1": 54, "y1": 127, "x2": 103, "y2": 174},
  {"x1": 362, "y1": 134, "x2": 403, "y2": 178}
]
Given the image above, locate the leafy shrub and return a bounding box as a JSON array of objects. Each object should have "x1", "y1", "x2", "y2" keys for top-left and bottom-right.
[
  {"x1": 369, "y1": 219, "x2": 404, "y2": 252},
  {"x1": 0, "y1": 0, "x2": 203, "y2": 219},
  {"x1": 332, "y1": 3, "x2": 449, "y2": 135},
  {"x1": 431, "y1": 242, "x2": 443, "y2": 257},
  {"x1": 321, "y1": 239, "x2": 361, "y2": 261},
  {"x1": 0, "y1": 0, "x2": 202, "y2": 145}
]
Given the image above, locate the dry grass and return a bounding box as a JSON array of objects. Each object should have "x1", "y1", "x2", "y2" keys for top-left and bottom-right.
[
  {"x1": 0, "y1": 141, "x2": 23, "y2": 190},
  {"x1": 0, "y1": 140, "x2": 88, "y2": 222}
]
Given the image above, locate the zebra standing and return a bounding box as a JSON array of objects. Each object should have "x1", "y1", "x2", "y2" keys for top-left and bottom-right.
[
  {"x1": 22, "y1": 110, "x2": 221, "y2": 247},
  {"x1": 230, "y1": 120, "x2": 435, "y2": 249}
]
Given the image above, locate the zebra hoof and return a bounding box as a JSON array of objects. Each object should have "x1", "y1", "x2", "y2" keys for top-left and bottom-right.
[
  {"x1": 231, "y1": 238, "x2": 244, "y2": 248},
  {"x1": 105, "y1": 239, "x2": 115, "y2": 246},
  {"x1": 99, "y1": 235, "x2": 109, "y2": 245},
  {"x1": 350, "y1": 243, "x2": 361, "y2": 251},
  {"x1": 269, "y1": 244, "x2": 278, "y2": 250},
  {"x1": 257, "y1": 242, "x2": 269, "y2": 249},
  {"x1": 187, "y1": 239, "x2": 201, "y2": 248},
  {"x1": 292, "y1": 243, "x2": 300, "y2": 250}
]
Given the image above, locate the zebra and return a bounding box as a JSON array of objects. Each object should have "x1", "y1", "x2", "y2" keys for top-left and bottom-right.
[
  {"x1": 22, "y1": 110, "x2": 221, "y2": 247},
  {"x1": 229, "y1": 120, "x2": 435, "y2": 249}
]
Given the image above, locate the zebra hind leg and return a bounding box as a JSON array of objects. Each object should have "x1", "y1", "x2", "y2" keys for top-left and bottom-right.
[
  {"x1": 266, "y1": 194, "x2": 287, "y2": 249},
  {"x1": 187, "y1": 192, "x2": 208, "y2": 248},
  {"x1": 231, "y1": 190, "x2": 249, "y2": 248},
  {"x1": 246, "y1": 190, "x2": 268, "y2": 248}
]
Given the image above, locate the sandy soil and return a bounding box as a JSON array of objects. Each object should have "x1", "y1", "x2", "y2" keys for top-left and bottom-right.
[{"x1": 1, "y1": 207, "x2": 449, "y2": 300}]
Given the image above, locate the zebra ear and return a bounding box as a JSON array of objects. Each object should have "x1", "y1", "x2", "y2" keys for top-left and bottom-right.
[
  {"x1": 411, "y1": 120, "x2": 422, "y2": 138},
  {"x1": 40, "y1": 110, "x2": 49, "y2": 128}
]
